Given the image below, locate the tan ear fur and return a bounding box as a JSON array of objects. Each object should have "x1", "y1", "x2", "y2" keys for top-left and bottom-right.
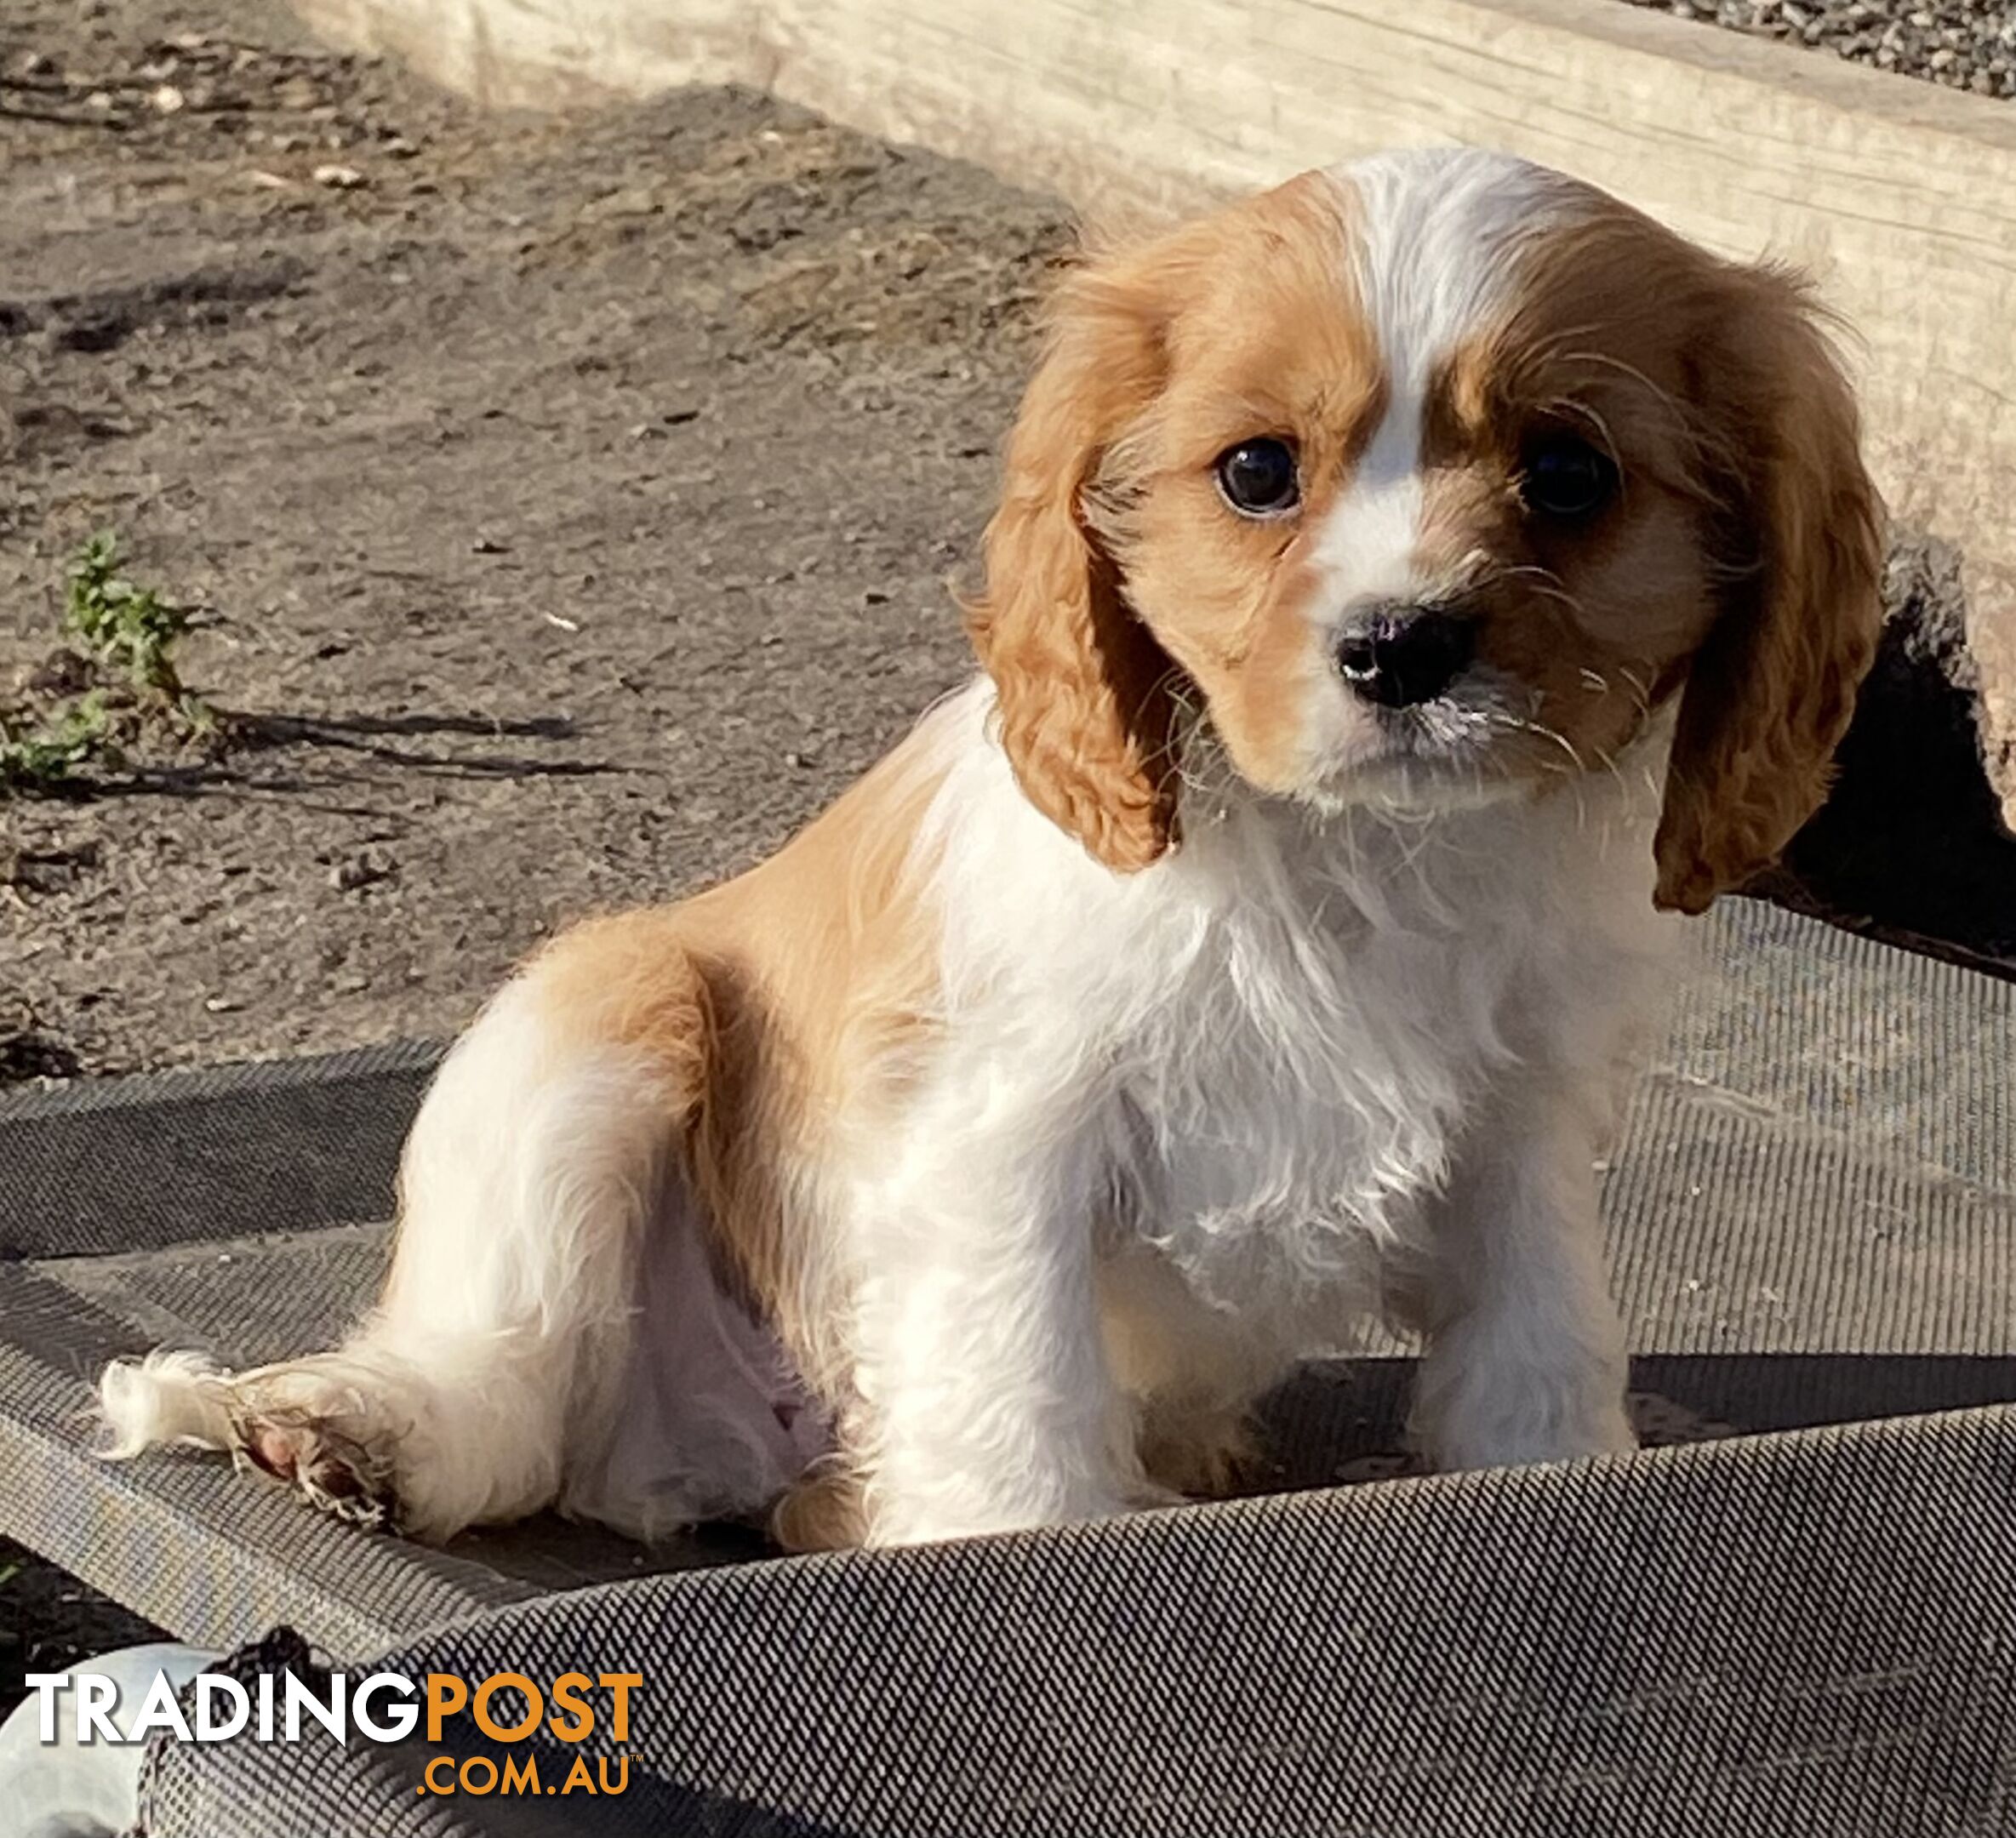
[
  {"x1": 964, "y1": 244, "x2": 1187, "y2": 872},
  {"x1": 1653, "y1": 269, "x2": 1884, "y2": 914}
]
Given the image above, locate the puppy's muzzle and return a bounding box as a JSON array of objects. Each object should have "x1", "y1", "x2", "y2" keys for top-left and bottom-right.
[{"x1": 1334, "y1": 602, "x2": 1476, "y2": 708}]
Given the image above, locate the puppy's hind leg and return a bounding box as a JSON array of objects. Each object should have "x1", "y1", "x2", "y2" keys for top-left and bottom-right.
[{"x1": 99, "y1": 925, "x2": 710, "y2": 1541}]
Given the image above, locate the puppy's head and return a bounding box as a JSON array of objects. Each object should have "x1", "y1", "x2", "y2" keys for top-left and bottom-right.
[{"x1": 966, "y1": 150, "x2": 1882, "y2": 910}]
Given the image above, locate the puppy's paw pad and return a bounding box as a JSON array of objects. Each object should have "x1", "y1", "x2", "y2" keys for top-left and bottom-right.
[{"x1": 237, "y1": 1417, "x2": 397, "y2": 1531}]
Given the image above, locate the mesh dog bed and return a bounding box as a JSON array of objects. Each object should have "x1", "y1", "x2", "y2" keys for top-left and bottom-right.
[{"x1": 3, "y1": 898, "x2": 2013, "y2": 1832}]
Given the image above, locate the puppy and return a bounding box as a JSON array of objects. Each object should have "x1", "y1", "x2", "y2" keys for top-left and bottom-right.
[{"x1": 100, "y1": 149, "x2": 1881, "y2": 1550}]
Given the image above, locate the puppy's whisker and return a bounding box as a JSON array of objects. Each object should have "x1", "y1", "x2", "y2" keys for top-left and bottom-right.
[
  {"x1": 1489, "y1": 711, "x2": 1586, "y2": 776},
  {"x1": 1550, "y1": 351, "x2": 1686, "y2": 429},
  {"x1": 92, "y1": 146, "x2": 1877, "y2": 1558},
  {"x1": 1471, "y1": 562, "x2": 1589, "y2": 630}
]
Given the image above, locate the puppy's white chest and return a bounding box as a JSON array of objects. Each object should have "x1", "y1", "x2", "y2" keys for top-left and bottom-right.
[{"x1": 1108, "y1": 905, "x2": 1472, "y2": 1315}]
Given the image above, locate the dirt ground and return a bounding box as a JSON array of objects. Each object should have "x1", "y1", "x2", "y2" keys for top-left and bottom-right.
[
  {"x1": 8, "y1": 0, "x2": 2014, "y2": 1077},
  {"x1": 2, "y1": 0, "x2": 1067, "y2": 1083}
]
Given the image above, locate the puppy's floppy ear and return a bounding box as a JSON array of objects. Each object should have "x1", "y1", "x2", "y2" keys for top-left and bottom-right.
[
  {"x1": 1653, "y1": 266, "x2": 1884, "y2": 915},
  {"x1": 965, "y1": 242, "x2": 1185, "y2": 872}
]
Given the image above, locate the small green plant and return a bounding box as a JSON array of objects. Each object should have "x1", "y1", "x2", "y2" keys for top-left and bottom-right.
[
  {"x1": 1, "y1": 534, "x2": 215, "y2": 795},
  {"x1": 0, "y1": 694, "x2": 117, "y2": 791},
  {"x1": 64, "y1": 532, "x2": 211, "y2": 728}
]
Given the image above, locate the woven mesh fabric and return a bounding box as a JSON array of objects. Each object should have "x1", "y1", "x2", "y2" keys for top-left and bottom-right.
[
  {"x1": 4, "y1": 902, "x2": 2015, "y2": 1652},
  {"x1": 0, "y1": 1263, "x2": 541, "y2": 1659},
  {"x1": 136, "y1": 1630, "x2": 507, "y2": 1838},
  {"x1": 2, "y1": 899, "x2": 2012, "y2": 1830},
  {"x1": 142, "y1": 1406, "x2": 2016, "y2": 1836},
  {"x1": 0, "y1": 1038, "x2": 438, "y2": 1259}
]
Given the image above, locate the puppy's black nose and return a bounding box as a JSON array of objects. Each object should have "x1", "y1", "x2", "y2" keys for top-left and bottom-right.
[{"x1": 1334, "y1": 604, "x2": 1476, "y2": 707}]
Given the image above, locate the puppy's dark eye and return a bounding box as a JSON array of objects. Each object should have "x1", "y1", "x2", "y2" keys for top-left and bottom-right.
[
  {"x1": 1521, "y1": 433, "x2": 1617, "y2": 520},
  {"x1": 1214, "y1": 438, "x2": 1299, "y2": 517}
]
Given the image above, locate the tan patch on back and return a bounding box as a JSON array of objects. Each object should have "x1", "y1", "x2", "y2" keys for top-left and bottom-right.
[{"x1": 529, "y1": 728, "x2": 950, "y2": 1399}]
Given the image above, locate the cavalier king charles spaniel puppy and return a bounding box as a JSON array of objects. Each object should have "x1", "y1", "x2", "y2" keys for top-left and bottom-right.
[{"x1": 101, "y1": 148, "x2": 1881, "y2": 1550}]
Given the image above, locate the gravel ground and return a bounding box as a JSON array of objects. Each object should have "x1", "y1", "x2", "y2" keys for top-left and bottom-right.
[{"x1": 1617, "y1": 0, "x2": 2016, "y2": 98}]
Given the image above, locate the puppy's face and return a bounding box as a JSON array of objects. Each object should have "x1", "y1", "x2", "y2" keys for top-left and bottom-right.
[{"x1": 968, "y1": 151, "x2": 1882, "y2": 912}]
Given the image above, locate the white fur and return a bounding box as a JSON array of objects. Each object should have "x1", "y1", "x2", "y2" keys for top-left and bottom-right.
[
  {"x1": 1344, "y1": 150, "x2": 1573, "y2": 401},
  {"x1": 849, "y1": 684, "x2": 1668, "y2": 1539},
  {"x1": 1311, "y1": 151, "x2": 1569, "y2": 623},
  {"x1": 1311, "y1": 151, "x2": 1564, "y2": 623},
  {"x1": 105, "y1": 980, "x2": 828, "y2": 1540},
  {"x1": 1289, "y1": 151, "x2": 1595, "y2": 802},
  {"x1": 98, "y1": 675, "x2": 1673, "y2": 1544}
]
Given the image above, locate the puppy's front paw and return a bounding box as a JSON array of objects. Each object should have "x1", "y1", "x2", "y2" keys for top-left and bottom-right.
[
  {"x1": 1534, "y1": 1407, "x2": 1639, "y2": 1464},
  {"x1": 861, "y1": 1478, "x2": 1138, "y2": 1547},
  {"x1": 769, "y1": 1464, "x2": 869, "y2": 1553},
  {"x1": 1418, "y1": 1386, "x2": 1637, "y2": 1473}
]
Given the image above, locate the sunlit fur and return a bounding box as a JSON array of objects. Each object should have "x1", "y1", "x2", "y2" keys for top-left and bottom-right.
[{"x1": 99, "y1": 149, "x2": 1881, "y2": 1549}]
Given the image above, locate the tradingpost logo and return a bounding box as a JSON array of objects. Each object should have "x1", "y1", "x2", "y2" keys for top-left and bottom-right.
[{"x1": 23, "y1": 1666, "x2": 642, "y2": 1799}]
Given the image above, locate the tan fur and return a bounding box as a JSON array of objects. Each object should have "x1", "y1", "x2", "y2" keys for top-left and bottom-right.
[
  {"x1": 1648, "y1": 266, "x2": 1883, "y2": 911},
  {"x1": 550, "y1": 176, "x2": 1876, "y2": 1406},
  {"x1": 528, "y1": 734, "x2": 948, "y2": 1396},
  {"x1": 1432, "y1": 203, "x2": 1882, "y2": 896},
  {"x1": 1136, "y1": 1407, "x2": 1265, "y2": 1502},
  {"x1": 528, "y1": 172, "x2": 1880, "y2": 1516},
  {"x1": 1107, "y1": 175, "x2": 1385, "y2": 794},
  {"x1": 1097, "y1": 1255, "x2": 1273, "y2": 1501},
  {"x1": 962, "y1": 251, "x2": 1186, "y2": 871},
  {"x1": 966, "y1": 173, "x2": 1376, "y2": 860},
  {"x1": 969, "y1": 171, "x2": 1880, "y2": 867},
  {"x1": 96, "y1": 156, "x2": 1889, "y2": 1555},
  {"x1": 768, "y1": 1462, "x2": 871, "y2": 1552}
]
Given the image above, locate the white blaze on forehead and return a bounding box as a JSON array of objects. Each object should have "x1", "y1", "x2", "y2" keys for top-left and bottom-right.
[{"x1": 1306, "y1": 149, "x2": 1582, "y2": 619}]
